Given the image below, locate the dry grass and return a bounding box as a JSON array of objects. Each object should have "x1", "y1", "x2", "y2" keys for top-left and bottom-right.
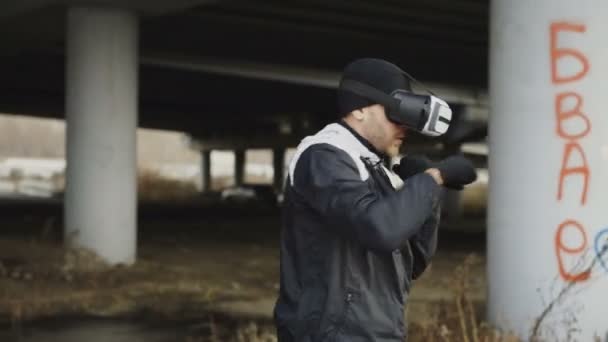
[
  {"x1": 182, "y1": 255, "x2": 519, "y2": 342},
  {"x1": 0, "y1": 238, "x2": 517, "y2": 341},
  {"x1": 137, "y1": 169, "x2": 249, "y2": 200},
  {"x1": 138, "y1": 169, "x2": 199, "y2": 201},
  {"x1": 409, "y1": 254, "x2": 520, "y2": 342},
  {"x1": 0, "y1": 239, "x2": 244, "y2": 323},
  {"x1": 184, "y1": 317, "x2": 278, "y2": 342}
]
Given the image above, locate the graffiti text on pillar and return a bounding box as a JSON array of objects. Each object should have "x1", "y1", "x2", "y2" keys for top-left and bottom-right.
[{"x1": 550, "y1": 21, "x2": 599, "y2": 282}]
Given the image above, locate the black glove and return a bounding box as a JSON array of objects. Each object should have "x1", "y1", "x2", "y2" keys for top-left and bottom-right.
[
  {"x1": 392, "y1": 155, "x2": 432, "y2": 180},
  {"x1": 435, "y1": 155, "x2": 477, "y2": 190}
]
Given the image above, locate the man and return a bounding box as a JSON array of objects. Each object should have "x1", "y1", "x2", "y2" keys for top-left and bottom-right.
[{"x1": 273, "y1": 58, "x2": 476, "y2": 341}]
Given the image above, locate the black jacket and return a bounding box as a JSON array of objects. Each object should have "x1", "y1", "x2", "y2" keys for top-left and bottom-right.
[{"x1": 274, "y1": 123, "x2": 442, "y2": 342}]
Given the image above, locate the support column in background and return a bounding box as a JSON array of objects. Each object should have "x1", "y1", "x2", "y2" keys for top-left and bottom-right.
[
  {"x1": 488, "y1": 0, "x2": 608, "y2": 339},
  {"x1": 234, "y1": 149, "x2": 245, "y2": 187},
  {"x1": 201, "y1": 149, "x2": 211, "y2": 192},
  {"x1": 65, "y1": 7, "x2": 139, "y2": 265},
  {"x1": 273, "y1": 148, "x2": 285, "y2": 192}
]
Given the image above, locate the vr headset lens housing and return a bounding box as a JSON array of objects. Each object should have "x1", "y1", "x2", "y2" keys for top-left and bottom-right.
[
  {"x1": 425, "y1": 96, "x2": 451, "y2": 136},
  {"x1": 339, "y1": 79, "x2": 452, "y2": 137},
  {"x1": 389, "y1": 90, "x2": 429, "y2": 130}
]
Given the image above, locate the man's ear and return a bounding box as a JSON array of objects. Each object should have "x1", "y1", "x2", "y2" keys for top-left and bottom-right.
[{"x1": 353, "y1": 109, "x2": 365, "y2": 121}]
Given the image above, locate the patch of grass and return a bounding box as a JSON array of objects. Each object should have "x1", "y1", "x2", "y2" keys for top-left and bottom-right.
[
  {"x1": 409, "y1": 254, "x2": 520, "y2": 342},
  {"x1": 0, "y1": 239, "x2": 229, "y2": 323},
  {"x1": 138, "y1": 169, "x2": 199, "y2": 201},
  {"x1": 182, "y1": 255, "x2": 519, "y2": 342}
]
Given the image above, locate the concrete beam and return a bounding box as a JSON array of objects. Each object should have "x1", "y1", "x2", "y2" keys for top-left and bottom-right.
[
  {"x1": 188, "y1": 135, "x2": 302, "y2": 151},
  {"x1": 0, "y1": 0, "x2": 217, "y2": 19},
  {"x1": 141, "y1": 55, "x2": 489, "y2": 107},
  {"x1": 62, "y1": 0, "x2": 218, "y2": 15},
  {"x1": 188, "y1": 134, "x2": 488, "y2": 164},
  {"x1": 0, "y1": 0, "x2": 55, "y2": 19}
]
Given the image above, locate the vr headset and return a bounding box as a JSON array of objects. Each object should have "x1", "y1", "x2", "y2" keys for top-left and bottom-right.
[{"x1": 339, "y1": 79, "x2": 452, "y2": 137}]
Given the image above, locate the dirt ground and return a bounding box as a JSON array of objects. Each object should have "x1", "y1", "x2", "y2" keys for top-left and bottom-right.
[{"x1": 0, "y1": 211, "x2": 490, "y2": 341}]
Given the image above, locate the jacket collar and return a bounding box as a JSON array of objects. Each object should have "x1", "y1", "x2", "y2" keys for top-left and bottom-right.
[
  {"x1": 289, "y1": 122, "x2": 381, "y2": 184},
  {"x1": 337, "y1": 120, "x2": 388, "y2": 162}
]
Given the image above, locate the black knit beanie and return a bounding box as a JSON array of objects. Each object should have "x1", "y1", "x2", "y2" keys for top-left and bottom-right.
[{"x1": 337, "y1": 58, "x2": 411, "y2": 117}]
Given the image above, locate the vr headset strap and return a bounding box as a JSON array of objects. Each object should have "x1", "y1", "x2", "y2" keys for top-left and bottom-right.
[{"x1": 339, "y1": 79, "x2": 400, "y2": 114}]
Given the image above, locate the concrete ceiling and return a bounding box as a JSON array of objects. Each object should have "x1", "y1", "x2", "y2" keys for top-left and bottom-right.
[
  {"x1": 1, "y1": 0, "x2": 217, "y2": 17},
  {"x1": 0, "y1": 0, "x2": 489, "y2": 147}
]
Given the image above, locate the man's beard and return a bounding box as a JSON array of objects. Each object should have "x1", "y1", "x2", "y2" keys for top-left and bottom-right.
[{"x1": 385, "y1": 142, "x2": 402, "y2": 158}]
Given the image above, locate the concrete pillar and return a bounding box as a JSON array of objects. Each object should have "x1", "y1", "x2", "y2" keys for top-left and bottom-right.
[
  {"x1": 64, "y1": 7, "x2": 138, "y2": 265},
  {"x1": 234, "y1": 149, "x2": 245, "y2": 187},
  {"x1": 201, "y1": 150, "x2": 211, "y2": 192},
  {"x1": 488, "y1": 0, "x2": 608, "y2": 339},
  {"x1": 273, "y1": 148, "x2": 285, "y2": 191}
]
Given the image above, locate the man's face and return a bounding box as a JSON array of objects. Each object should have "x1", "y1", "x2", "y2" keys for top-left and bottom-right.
[{"x1": 361, "y1": 104, "x2": 407, "y2": 157}]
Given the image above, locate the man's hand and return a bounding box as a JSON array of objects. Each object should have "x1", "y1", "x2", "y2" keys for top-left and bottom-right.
[
  {"x1": 393, "y1": 154, "x2": 476, "y2": 190},
  {"x1": 424, "y1": 168, "x2": 444, "y2": 186},
  {"x1": 435, "y1": 155, "x2": 477, "y2": 190},
  {"x1": 392, "y1": 155, "x2": 432, "y2": 180}
]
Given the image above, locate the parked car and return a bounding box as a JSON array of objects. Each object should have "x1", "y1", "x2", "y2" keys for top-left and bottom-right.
[{"x1": 220, "y1": 184, "x2": 278, "y2": 207}]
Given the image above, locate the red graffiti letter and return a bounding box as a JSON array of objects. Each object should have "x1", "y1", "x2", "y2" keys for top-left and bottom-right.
[
  {"x1": 550, "y1": 22, "x2": 589, "y2": 84},
  {"x1": 555, "y1": 220, "x2": 591, "y2": 282},
  {"x1": 555, "y1": 92, "x2": 591, "y2": 139},
  {"x1": 557, "y1": 142, "x2": 590, "y2": 204}
]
